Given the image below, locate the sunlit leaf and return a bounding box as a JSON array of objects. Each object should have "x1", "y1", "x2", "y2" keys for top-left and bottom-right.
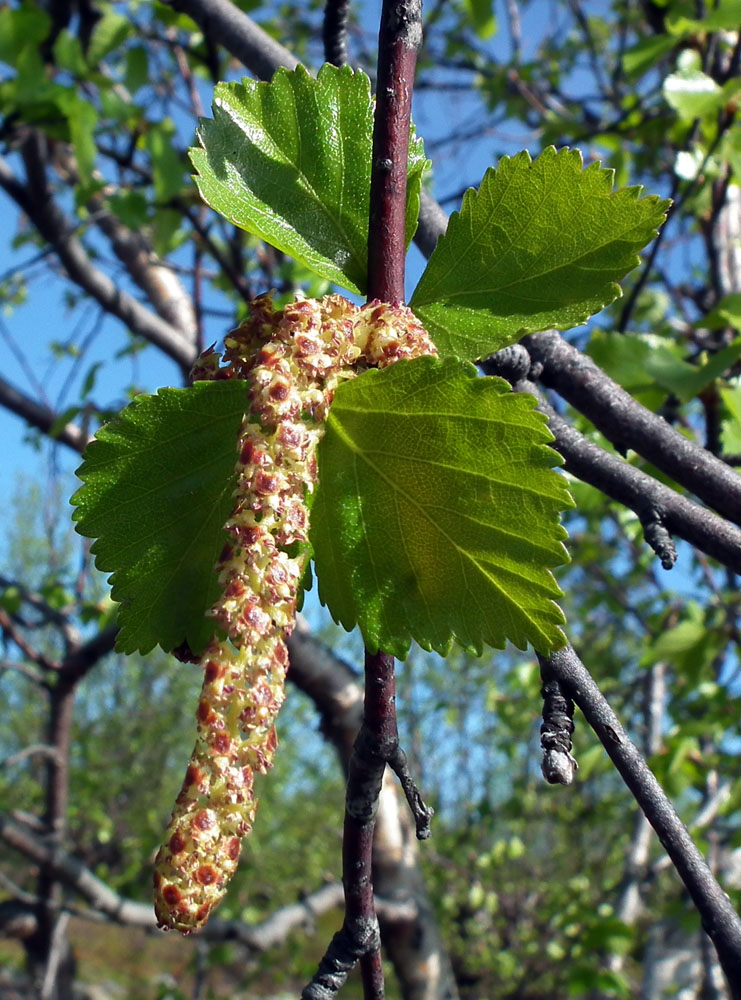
[
  {"x1": 311, "y1": 356, "x2": 572, "y2": 658},
  {"x1": 190, "y1": 64, "x2": 427, "y2": 294},
  {"x1": 410, "y1": 148, "x2": 669, "y2": 360}
]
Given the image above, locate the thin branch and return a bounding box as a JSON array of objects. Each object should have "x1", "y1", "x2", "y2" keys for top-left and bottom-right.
[
  {"x1": 517, "y1": 376, "x2": 741, "y2": 572},
  {"x1": 0, "y1": 312, "x2": 51, "y2": 408},
  {"x1": 504, "y1": 0, "x2": 522, "y2": 63},
  {"x1": 324, "y1": 0, "x2": 351, "y2": 67},
  {"x1": 0, "y1": 374, "x2": 90, "y2": 452},
  {"x1": 366, "y1": 0, "x2": 422, "y2": 304},
  {"x1": 0, "y1": 873, "x2": 38, "y2": 907},
  {"x1": 178, "y1": 199, "x2": 254, "y2": 304},
  {"x1": 521, "y1": 331, "x2": 741, "y2": 527},
  {"x1": 0, "y1": 810, "x2": 349, "y2": 949},
  {"x1": 302, "y1": 653, "x2": 390, "y2": 1000},
  {"x1": 49, "y1": 141, "x2": 198, "y2": 344},
  {"x1": 0, "y1": 657, "x2": 46, "y2": 686},
  {"x1": 542, "y1": 645, "x2": 741, "y2": 998},
  {"x1": 483, "y1": 347, "x2": 741, "y2": 573},
  {"x1": 386, "y1": 744, "x2": 433, "y2": 839},
  {"x1": 653, "y1": 781, "x2": 733, "y2": 875},
  {"x1": 168, "y1": 0, "x2": 299, "y2": 79},
  {"x1": 93, "y1": 207, "x2": 198, "y2": 342},
  {"x1": 59, "y1": 624, "x2": 118, "y2": 685},
  {"x1": 308, "y1": 4, "x2": 427, "y2": 997},
  {"x1": 287, "y1": 623, "x2": 457, "y2": 999},
  {"x1": 0, "y1": 609, "x2": 57, "y2": 673},
  {"x1": 0, "y1": 745, "x2": 60, "y2": 771}
]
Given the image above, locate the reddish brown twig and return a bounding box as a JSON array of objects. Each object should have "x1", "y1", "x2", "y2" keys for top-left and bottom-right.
[{"x1": 367, "y1": 0, "x2": 423, "y2": 304}]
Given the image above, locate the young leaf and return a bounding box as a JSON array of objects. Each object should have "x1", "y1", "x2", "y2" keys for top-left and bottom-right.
[
  {"x1": 465, "y1": 0, "x2": 497, "y2": 40},
  {"x1": 721, "y1": 385, "x2": 741, "y2": 453},
  {"x1": 410, "y1": 147, "x2": 669, "y2": 361},
  {"x1": 310, "y1": 356, "x2": 572, "y2": 659},
  {"x1": 190, "y1": 64, "x2": 427, "y2": 294},
  {"x1": 71, "y1": 382, "x2": 248, "y2": 656}
]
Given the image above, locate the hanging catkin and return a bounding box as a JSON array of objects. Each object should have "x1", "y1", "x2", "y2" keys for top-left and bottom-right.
[{"x1": 154, "y1": 294, "x2": 436, "y2": 932}]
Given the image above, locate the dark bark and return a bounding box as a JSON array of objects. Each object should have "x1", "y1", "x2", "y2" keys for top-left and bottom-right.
[
  {"x1": 542, "y1": 645, "x2": 741, "y2": 999},
  {"x1": 324, "y1": 0, "x2": 351, "y2": 67},
  {"x1": 522, "y1": 331, "x2": 741, "y2": 527},
  {"x1": 168, "y1": 0, "x2": 299, "y2": 79},
  {"x1": 366, "y1": 0, "x2": 422, "y2": 303},
  {"x1": 305, "y1": 2, "x2": 428, "y2": 995},
  {"x1": 288, "y1": 627, "x2": 459, "y2": 1000},
  {"x1": 489, "y1": 370, "x2": 741, "y2": 575},
  {"x1": 0, "y1": 375, "x2": 89, "y2": 452},
  {"x1": 25, "y1": 678, "x2": 76, "y2": 1000}
]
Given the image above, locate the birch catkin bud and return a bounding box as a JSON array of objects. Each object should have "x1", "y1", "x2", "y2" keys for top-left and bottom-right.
[{"x1": 154, "y1": 294, "x2": 435, "y2": 932}]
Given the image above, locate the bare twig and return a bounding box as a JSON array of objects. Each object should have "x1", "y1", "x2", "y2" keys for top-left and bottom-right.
[
  {"x1": 309, "y1": 4, "x2": 427, "y2": 996},
  {"x1": 0, "y1": 745, "x2": 60, "y2": 771},
  {"x1": 59, "y1": 624, "x2": 118, "y2": 685},
  {"x1": 521, "y1": 331, "x2": 741, "y2": 527},
  {"x1": 0, "y1": 609, "x2": 57, "y2": 673},
  {"x1": 366, "y1": 0, "x2": 422, "y2": 304},
  {"x1": 538, "y1": 658, "x2": 577, "y2": 786},
  {"x1": 287, "y1": 624, "x2": 457, "y2": 999},
  {"x1": 324, "y1": 0, "x2": 351, "y2": 67},
  {"x1": 484, "y1": 347, "x2": 741, "y2": 573},
  {"x1": 386, "y1": 744, "x2": 433, "y2": 839},
  {"x1": 0, "y1": 810, "x2": 349, "y2": 949},
  {"x1": 544, "y1": 644, "x2": 741, "y2": 998},
  {"x1": 0, "y1": 657, "x2": 46, "y2": 686},
  {"x1": 508, "y1": 375, "x2": 741, "y2": 573},
  {"x1": 167, "y1": 0, "x2": 299, "y2": 79},
  {"x1": 0, "y1": 375, "x2": 90, "y2": 452},
  {"x1": 302, "y1": 653, "x2": 390, "y2": 1000}
]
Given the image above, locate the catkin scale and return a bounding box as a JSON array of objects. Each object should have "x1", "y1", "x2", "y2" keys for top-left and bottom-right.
[{"x1": 154, "y1": 294, "x2": 436, "y2": 933}]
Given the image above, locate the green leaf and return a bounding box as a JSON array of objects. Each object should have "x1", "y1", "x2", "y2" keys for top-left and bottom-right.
[
  {"x1": 622, "y1": 35, "x2": 675, "y2": 79},
  {"x1": 310, "y1": 356, "x2": 572, "y2": 658},
  {"x1": 190, "y1": 64, "x2": 427, "y2": 294},
  {"x1": 71, "y1": 382, "x2": 248, "y2": 655},
  {"x1": 108, "y1": 190, "x2": 149, "y2": 230},
  {"x1": 124, "y1": 47, "x2": 149, "y2": 93},
  {"x1": 86, "y1": 8, "x2": 132, "y2": 65},
  {"x1": 0, "y1": 584, "x2": 22, "y2": 615},
  {"x1": 151, "y1": 207, "x2": 185, "y2": 257},
  {"x1": 663, "y1": 69, "x2": 741, "y2": 121},
  {"x1": 699, "y1": 292, "x2": 741, "y2": 331},
  {"x1": 464, "y1": 0, "x2": 497, "y2": 40},
  {"x1": 145, "y1": 119, "x2": 186, "y2": 203},
  {"x1": 410, "y1": 148, "x2": 669, "y2": 361},
  {"x1": 52, "y1": 30, "x2": 88, "y2": 76},
  {"x1": 57, "y1": 91, "x2": 97, "y2": 185},
  {"x1": 668, "y1": 1, "x2": 741, "y2": 36},
  {"x1": 0, "y1": 6, "x2": 51, "y2": 64},
  {"x1": 653, "y1": 337, "x2": 741, "y2": 403},
  {"x1": 721, "y1": 385, "x2": 741, "y2": 453},
  {"x1": 587, "y1": 330, "x2": 661, "y2": 400}
]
